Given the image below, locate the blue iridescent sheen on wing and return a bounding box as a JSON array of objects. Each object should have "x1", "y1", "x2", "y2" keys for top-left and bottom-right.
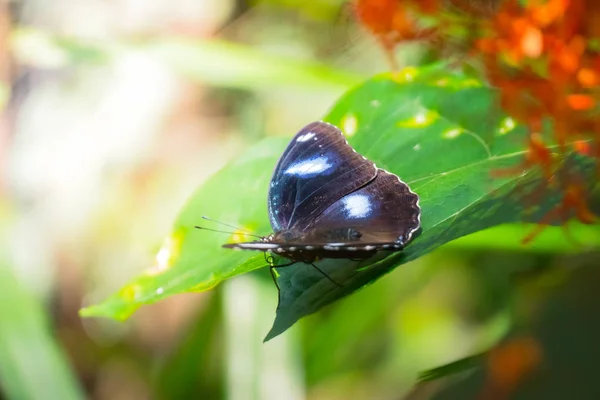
[{"x1": 267, "y1": 121, "x2": 377, "y2": 232}]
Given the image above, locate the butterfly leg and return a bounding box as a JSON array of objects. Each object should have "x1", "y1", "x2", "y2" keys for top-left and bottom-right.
[
  {"x1": 269, "y1": 264, "x2": 281, "y2": 292},
  {"x1": 264, "y1": 252, "x2": 274, "y2": 265},
  {"x1": 265, "y1": 253, "x2": 280, "y2": 290},
  {"x1": 268, "y1": 257, "x2": 295, "y2": 292},
  {"x1": 308, "y1": 262, "x2": 343, "y2": 287}
]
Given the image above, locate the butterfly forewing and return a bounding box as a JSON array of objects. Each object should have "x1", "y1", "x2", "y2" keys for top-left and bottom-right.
[{"x1": 267, "y1": 121, "x2": 377, "y2": 232}]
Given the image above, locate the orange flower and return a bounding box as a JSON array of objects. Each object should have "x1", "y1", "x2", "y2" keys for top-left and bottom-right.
[
  {"x1": 567, "y1": 94, "x2": 596, "y2": 110},
  {"x1": 577, "y1": 68, "x2": 600, "y2": 87},
  {"x1": 529, "y1": 0, "x2": 569, "y2": 27}
]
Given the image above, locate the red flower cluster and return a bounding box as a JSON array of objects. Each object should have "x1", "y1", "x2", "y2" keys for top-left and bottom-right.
[{"x1": 355, "y1": 0, "x2": 598, "y2": 240}]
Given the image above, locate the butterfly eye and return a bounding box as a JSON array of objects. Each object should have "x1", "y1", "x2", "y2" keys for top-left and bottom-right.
[{"x1": 349, "y1": 229, "x2": 362, "y2": 240}]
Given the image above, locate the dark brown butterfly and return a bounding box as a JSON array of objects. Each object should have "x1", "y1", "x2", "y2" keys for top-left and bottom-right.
[{"x1": 223, "y1": 121, "x2": 421, "y2": 269}]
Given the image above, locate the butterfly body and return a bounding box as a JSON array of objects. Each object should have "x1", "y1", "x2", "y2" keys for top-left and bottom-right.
[
  {"x1": 224, "y1": 229, "x2": 379, "y2": 262},
  {"x1": 223, "y1": 121, "x2": 421, "y2": 266}
]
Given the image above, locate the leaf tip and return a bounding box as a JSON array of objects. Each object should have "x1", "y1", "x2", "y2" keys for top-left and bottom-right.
[
  {"x1": 263, "y1": 330, "x2": 277, "y2": 343},
  {"x1": 78, "y1": 301, "x2": 139, "y2": 321}
]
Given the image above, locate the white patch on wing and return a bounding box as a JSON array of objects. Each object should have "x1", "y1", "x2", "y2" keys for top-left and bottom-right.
[
  {"x1": 342, "y1": 194, "x2": 372, "y2": 218},
  {"x1": 296, "y1": 132, "x2": 316, "y2": 142},
  {"x1": 284, "y1": 156, "x2": 331, "y2": 176}
]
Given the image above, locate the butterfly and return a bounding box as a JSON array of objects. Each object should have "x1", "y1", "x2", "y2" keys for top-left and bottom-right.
[{"x1": 222, "y1": 121, "x2": 421, "y2": 277}]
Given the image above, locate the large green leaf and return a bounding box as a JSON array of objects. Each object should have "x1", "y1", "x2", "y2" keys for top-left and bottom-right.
[
  {"x1": 81, "y1": 65, "x2": 595, "y2": 340},
  {"x1": 0, "y1": 263, "x2": 85, "y2": 400},
  {"x1": 149, "y1": 38, "x2": 362, "y2": 90}
]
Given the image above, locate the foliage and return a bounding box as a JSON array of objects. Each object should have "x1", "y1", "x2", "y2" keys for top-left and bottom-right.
[
  {"x1": 81, "y1": 64, "x2": 596, "y2": 343},
  {"x1": 0, "y1": 263, "x2": 85, "y2": 400}
]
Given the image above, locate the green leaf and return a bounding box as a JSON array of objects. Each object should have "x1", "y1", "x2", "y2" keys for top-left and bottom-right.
[
  {"x1": 0, "y1": 264, "x2": 85, "y2": 400},
  {"x1": 81, "y1": 65, "x2": 595, "y2": 341},
  {"x1": 418, "y1": 353, "x2": 484, "y2": 382},
  {"x1": 81, "y1": 138, "x2": 283, "y2": 320},
  {"x1": 444, "y1": 222, "x2": 600, "y2": 253},
  {"x1": 149, "y1": 38, "x2": 363, "y2": 90}
]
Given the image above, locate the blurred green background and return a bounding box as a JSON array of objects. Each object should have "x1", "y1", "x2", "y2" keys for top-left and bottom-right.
[{"x1": 1, "y1": 1, "x2": 599, "y2": 399}]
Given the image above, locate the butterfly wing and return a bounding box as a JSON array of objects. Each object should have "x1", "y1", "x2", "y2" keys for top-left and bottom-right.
[
  {"x1": 300, "y1": 169, "x2": 421, "y2": 249},
  {"x1": 268, "y1": 121, "x2": 378, "y2": 232},
  {"x1": 224, "y1": 169, "x2": 420, "y2": 257}
]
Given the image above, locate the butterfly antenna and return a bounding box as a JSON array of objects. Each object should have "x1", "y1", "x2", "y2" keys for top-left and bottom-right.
[
  {"x1": 193, "y1": 226, "x2": 263, "y2": 239},
  {"x1": 201, "y1": 216, "x2": 257, "y2": 234}
]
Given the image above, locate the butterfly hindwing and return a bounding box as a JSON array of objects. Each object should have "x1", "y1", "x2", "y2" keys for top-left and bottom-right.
[{"x1": 301, "y1": 169, "x2": 421, "y2": 248}]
